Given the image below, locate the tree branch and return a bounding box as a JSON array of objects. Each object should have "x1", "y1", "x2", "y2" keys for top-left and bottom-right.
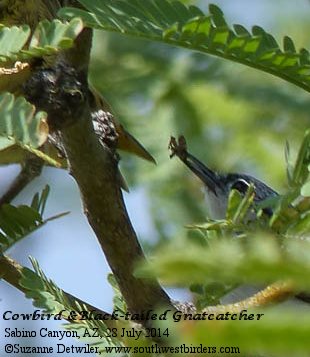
[
  {"x1": 52, "y1": 13, "x2": 173, "y2": 315},
  {"x1": 0, "y1": 254, "x2": 116, "y2": 326},
  {"x1": 0, "y1": 155, "x2": 44, "y2": 206},
  {"x1": 204, "y1": 281, "x2": 295, "y2": 313},
  {"x1": 2, "y1": 1, "x2": 300, "y2": 325},
  {"x1": 0, "y1": 0, "x2": 171, "y2": 326},
  {"x1": 21, "y1": 23, "x2": 172, "y2": 319},
  {"x1": 174, "y1": 281, "x2": 296, "y2": 315},
  {"x1": 61, "y1": 115, "x2": 171, "y2": 314}
]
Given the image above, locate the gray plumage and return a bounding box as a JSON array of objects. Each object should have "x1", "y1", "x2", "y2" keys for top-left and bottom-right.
[
  {"x1": 169, "y1": 137, "x2": 310, "y2": 305},
  {"x1": 182, "y1": 152, "x2": 278, "y2": 219}
]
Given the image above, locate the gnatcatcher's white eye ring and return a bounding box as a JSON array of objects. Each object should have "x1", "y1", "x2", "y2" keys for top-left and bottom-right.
[{"x1": 231, "y1": 178, "x2": 250, "y2": 194}]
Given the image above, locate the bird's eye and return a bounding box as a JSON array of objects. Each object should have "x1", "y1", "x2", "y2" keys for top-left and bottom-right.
[{"x1": 231, "y1": 179, "x2": 250, "y2": 193}]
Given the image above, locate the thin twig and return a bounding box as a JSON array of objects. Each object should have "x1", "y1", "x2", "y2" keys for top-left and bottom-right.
[
  {"x1": 0, "y1": 155, "x2": 44, "y2": 206},
  {"x1": 174, "y1": 281, "x2": 295, "y2": 315}
]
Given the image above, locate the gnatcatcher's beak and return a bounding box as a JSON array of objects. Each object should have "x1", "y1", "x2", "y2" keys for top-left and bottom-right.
[{"x1": 183, "y1": 153, "x2": 222, "y2": 196}]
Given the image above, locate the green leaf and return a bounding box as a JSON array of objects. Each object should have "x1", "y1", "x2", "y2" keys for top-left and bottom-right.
[
  {"x1": 0, "y1": 93, "x2": 48, "y2": 148},
  {"x1": 0, "y1": 92, "x2": 62, "y2": 165},
  {"x1": 20, "y1": 259, "x2": 124, "y2": 351},
  {"x1": 0, "y1": 187, "x2": 67, "y2": 253},
  {"x1": 301, "y1": 181, "x2": 310, "y2": 196},
  {"x1": 0, "y1": 25, "x2": 30, "y2": 61},
  {"x1": 283, "y1": 36, "x2": 296, "y2": 53},
  {"x1": 291, "y1": 130, "x2": 310, "y2": 186},
  {"x1": 22, "y1": 18, "x2": 84, "y2": 58},
  {"x1": 226, "y1": 189, "x2": 242, "y2": 221},
  {"x1": 168, "y1": 309, "x2": 310, "y2": 356},
  {"x1": 0, "y1": 19, "x2": 83, "y2": 62},
  {"x1": 136, "y1": 235, "x2": 310, "y2": 290},
  {"x1": 190, "y1": 281, "x2": 233, "y2": 308},
  {"x1": 107, "y1": 273, "x2": 127, "y2": 314},
  {"x1": 187, "y1": 220, "x2": 230, "y2": 232},
  {"x1": 30, "y1": 185, "x2": 50, "y2": 216},
  {"x1": 285, "y1": 140, "x2": 294, "y2": 185},
  {"x1": 232, "y1": 184, "x2": 255, "y2": 223},
  {"x1": 59, "y1": 1, "x2": 310, "y2": 93},
  {"x1": 0, "y1": 204, "x2": 42, "y2": 252},
  {"x1": 38, "y1": 185, "x2": 50, "y2": 216},
  {"x1": 225, "y1": 184, "x2": 255, "y2": 224}
]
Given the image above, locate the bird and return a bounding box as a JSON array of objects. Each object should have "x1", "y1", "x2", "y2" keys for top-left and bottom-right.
[
  {"x1": 169, "y1": 135, "x2": 277, "y2": 220},
  {"x1": 0, "y1": 75, "x2": 156, "y2": 169},
  {"x1": 88, "y1": 87, "x2": 156, "y2": 164},
  {"x1": 169, "y1": 135, "x2": 310, "y2": 305},
  {"x1": 0, "y1": 0, "x2": 156, "y2": 201},
  {"x1": 0, "y1": 0, "x2": 156, "y2": 169}
]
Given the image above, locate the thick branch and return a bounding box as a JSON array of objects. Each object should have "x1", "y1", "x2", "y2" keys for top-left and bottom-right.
[
  {"x1": 22, "y1": 25, "x2": 172, "y2": 316},
  {"x1": 60, "y1": 104, "x2": 171, "y2": 315},
  {"x1": 58, "y1": 24, "x2": 172, "y2": 315}
]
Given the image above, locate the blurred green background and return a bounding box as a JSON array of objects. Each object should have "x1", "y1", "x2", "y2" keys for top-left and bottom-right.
[
  {"x1": 90, "y1": 0, "x2": 310, "y2": 246},
  {"x1": 1, "y1": 0, "x2": 310, "y2": 353}
]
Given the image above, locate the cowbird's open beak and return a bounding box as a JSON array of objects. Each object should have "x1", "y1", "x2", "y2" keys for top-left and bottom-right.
[{"x1": 116, "y1": 124, "x2": 156, "y2": 164}]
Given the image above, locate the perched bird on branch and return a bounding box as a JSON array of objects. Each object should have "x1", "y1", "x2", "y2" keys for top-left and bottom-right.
[
  {"x1": 0, "y1": 0, "x2": 155, "y2": 202},
  {"x1": 0, "y1": 0, "x2": 155, "y2": 164},
  {"x1": 169, "y1": 135, "x2": 276, "y2": 220},
  {"x1": 169, "y1": 135, "x2": 310, "y2": 305}
]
